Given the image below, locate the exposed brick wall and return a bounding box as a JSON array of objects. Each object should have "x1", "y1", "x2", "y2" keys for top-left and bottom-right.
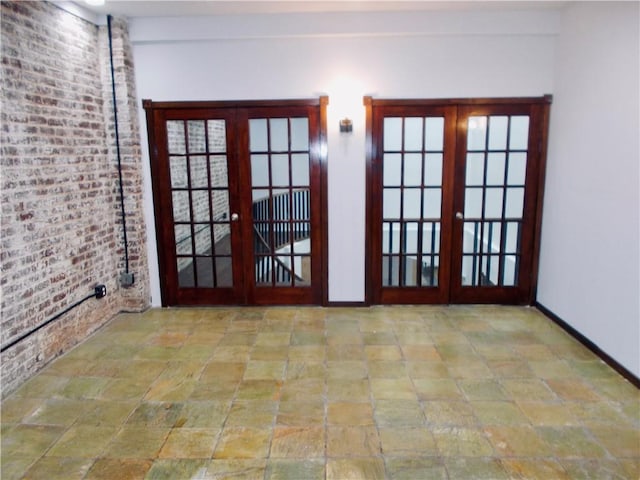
[{"x1": 0, "y1": 2, "x2": 149, "y2": 397}]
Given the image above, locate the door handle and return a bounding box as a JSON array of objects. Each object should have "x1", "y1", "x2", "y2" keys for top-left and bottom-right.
[
  {"x1": 231, "y1": 213, "x2": 239, "y2": 222},
  {"x1": 455, "y1": 212, "x2": 464, "y2": 220}
]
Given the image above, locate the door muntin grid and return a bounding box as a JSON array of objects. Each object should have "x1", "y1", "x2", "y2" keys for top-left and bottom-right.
[
  {"x1": 461, "y1": 115, "x2": 529, "y2": 287},
  {"x1": 249, "y1": 117, "x2": 311, "y2": 287},
  {"x1": 382, "y1": 116, "x2": 445, "y2": 287},
  {"x1": 167, "y1": 119, "x2": 233, "y2": 288}
]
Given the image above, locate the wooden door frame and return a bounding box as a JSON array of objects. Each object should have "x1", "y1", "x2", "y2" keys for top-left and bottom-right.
[
  {"x1": 364, "y1": 95, "x2": 551, "y2": 306},
  {"x1": 143, "y1": 97, "x2": 329, "y2": 306}
]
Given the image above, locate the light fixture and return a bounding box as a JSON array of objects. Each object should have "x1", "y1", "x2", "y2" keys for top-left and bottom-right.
[{"x1": 339, "y1": 118, "x2": 353, "y2": 133}]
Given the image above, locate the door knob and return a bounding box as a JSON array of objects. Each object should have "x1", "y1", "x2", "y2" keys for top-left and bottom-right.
[
  {"x1": 231, "y1": 213, "x2": 239, "y2": 222},
  {"x1": 455, "y1": 212, "x2": 464, "y2": 220}
]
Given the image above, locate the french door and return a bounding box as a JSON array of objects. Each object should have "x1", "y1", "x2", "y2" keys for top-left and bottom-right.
[
  {"x1": 144, "y1": 99, "x2": 327, "y2": 306},
  {"x1": 365, "y1": 96, "x2": 551, "y2": 305}
]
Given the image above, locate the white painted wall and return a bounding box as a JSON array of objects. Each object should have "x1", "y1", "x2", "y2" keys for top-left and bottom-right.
[
  {"x1": 130, "y1": 8, "x2": 557, "y2": 305},
  {"x1": 538, "y1": 2, "x2": 639, "y2": 377}
]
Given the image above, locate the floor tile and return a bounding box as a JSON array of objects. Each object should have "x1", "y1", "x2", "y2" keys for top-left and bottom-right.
[
  {"x1": 46, "y1": 425, "x2": 118, "y2": 457},
  {"x1": 379, "y1": 427, "x2": 437, "y2": 456},
  {"x1": 326, "y1": 458, "x2": 386, "y2": 480},
  {"x1": 270, "y1": 426, "x2": 325, "y2": 458},
  {"x1": 23, "y1": 457, "x2": 94, "y2": 480},
  {"x1": 158, "y1": 428, "x2": 219, "y2": 458},
  {"x1": 265, "y1": 459, "x2": 324, "y2": 480},
  {"x1": 213, "y1": 427, "x2": 272, "y2": 459},
  {"x1": 385, "y1": 457, "x2": 447, "y2": 480},
  {"x1": 144, "y1": 458, "x2": 209, "y2": 479}
]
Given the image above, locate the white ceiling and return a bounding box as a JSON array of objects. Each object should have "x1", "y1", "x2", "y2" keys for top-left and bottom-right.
[{"x1": 75, "y1": 0, "x2": 566, "y2": 18}]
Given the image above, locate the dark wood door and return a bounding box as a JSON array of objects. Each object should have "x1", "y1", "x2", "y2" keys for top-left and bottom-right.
[
  {"x1": 144, "y1": 99, "x2": 327, "y2": 306},
  {"x1": 365, "y1": 97, "x2": 550, "y2": 305}
]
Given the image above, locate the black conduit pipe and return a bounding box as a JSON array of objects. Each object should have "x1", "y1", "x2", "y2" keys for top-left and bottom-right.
[
  {"x1": 107, "y1": 15, "x2": 132, "y2": 286},
  {"x1": 0, "y1": 285, "x2": 107, "y2": 353}
]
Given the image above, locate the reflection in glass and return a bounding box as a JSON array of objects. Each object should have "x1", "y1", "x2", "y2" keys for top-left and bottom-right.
[
  {"x1": 172, "y1": 191, "x2": 190, "y2": 222},
  {"x1": 192, "y1": 190, "x2": 209, "y2": 222},
  {"x1": 194, "y1": 226, "x2": 211, "y2": 255},
  {"x1": 207, "y1": 120, "x2": 226, "y2": 153},
  {"x1": 175, "y1": 224, "x2": 191, "y2": 255},
  {"x1": 210, "y1": 155, "x2": 228, "y2": 187},
  {"x1": 423, "y1": 188, "x2": 441, "y2": 219},
  {"x1": 187, "y1": 120, "x2": 206, "y2": 153},
  {"x1": 211, "y1": 190, "x2": 229, "y2": 222},
  {"x1": 467, "y1": 116, "x2": 487, "y2": 150},
  {"x1": 270, "y1": 118, "x2": 288, "y2": 151},
  {"x1": 195, "y1": 257, "x2": 213, "y2": 287},
  {"x1": 215, "y1": 257, "x2": 233, "y2": 287},
  {"x1": 170, "y1": 157, "x2": 187, "y2": 188},
  {"x1": 190, "y1": 156, "x2": 208, "y2": 188},
  {"x1": 177, "y1": 257, "x2": 195, "y2": 287},
  {"x1": 167, "y1": 121, "x2": 185, "y2": 154}
]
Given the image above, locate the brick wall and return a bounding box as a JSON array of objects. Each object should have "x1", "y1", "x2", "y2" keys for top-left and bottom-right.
[{"x1": 0, "y1": 2, "x2": 149, "y2": 397}]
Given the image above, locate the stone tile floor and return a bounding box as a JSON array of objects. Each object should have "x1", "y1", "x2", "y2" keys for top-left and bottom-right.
[{"x1": 1, "y1": 306, "x2": 638, "y2": 479}]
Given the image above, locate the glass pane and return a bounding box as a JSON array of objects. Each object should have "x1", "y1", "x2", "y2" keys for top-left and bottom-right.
[
  {"x1": 175, "y1": 225, "x2": 191, "y2": 255},
  {"x1": 488, "y1": 116, "x2": 508, "y2": 150},
  {"x1": 423, "y1": 188, "x2": 441, "y2": 219},
  {"x1": 255, "y1": 256, "x2": 272, "y2": 285},
  {"x1": 486, "y1": 153, "x2": 506, "y2": 186},
  {"x1": 251, "y1": 154, "x2": 269, "y2": 187},
  {"x1": 170, "y1": 157, "x2": 187, "y2": 188},
  {"x1": 177, "y1": 257, "x2": 194, "y2": 287},
  {"x1": 293, "y1": 255, "x2": 311, "y2": 286},
  {"x1": 195, "y1": 257, "x2": 213, "y2": 287},
  {"x1": 422, "y1": 222, "x2": 440, "y2": 255},
  {"x1": 403, "y1": 189, "x2": 421, "y2": 219},
  {"x1": 194, "y1": 226, "x2": 211, "y2": 255},
  {"x1": 503, "y1": 255, "x2": 518, "y2": 286},
  {"x1": 461, "y1": 255, "x2": 476, "y2": 286},
  {"x1": 211, "y1": 190, "x2": 229, "y2": 222},
  {"x1": 192, "y1": 190, "x2": 210, "y2": 222},
  {"x1": 383, "y1": 153, "x2": 402, "y2": 186},
  {"x1": 505, "y1": 187, "x2": 524, "y2": 218},
  {"x1": 507, "y1": 152, "x2": 527, "y2": 186},
  {"x1": 291, "y1": 154, "x2": 309, "y2": 186},
  {"x1": 488, "y1": 255, "x2": 500, "y2": 286},
  {"x1": 254, "y1": 223, "x2": 270, "y2": 254},
  {"x1": 292, "y1": 189, "x2": 310, "y2": 220},
  {"x1": 271, "y1": 154, "x2": 289, "y2": 186},
  {"x1": 275, "y1": 256, "x2": 292, "y2": 286},
  {"x1": 190, "y1": 156, "x2": 208, "y2": 188},
  {"x1": 249, "y1": 119, "x2": 268, "y2": 152},
  {"x1": 403, "y1": 153, "x2": 422, "y2": 186},
  {"x1": 484, "y1": 188, "x2": 503, "y2": 218},
  {"x1": 404, "y1": 222, "x2": 419, "y2": 254},
  {"x1": 252, "y1": 188, "x2": 270, "y2": 205},
  {"x1": 462, "y1": 221, "x2": 480, "y2": 254},
  {"x1": 484, "y1": 222, "x2": 502, "y2": 255},
  {"x1": 505, "y1": 222, "x2": 520, "y2": 253},
  {"x1": 215, "y1": 256, "x2": 233, "y2": 287},
  {"x1": 404, "y1": 118, "x2": 423, "y2": 151},
  {"x1": 382, "y1": 255, "x2": 399, "y2": 286},
  {"x1": 382, "y1": 222, "x2": 399, "y2": 254},
  {"x1": 425, "y1": 117, "x2": 444, "y2": 151},
  {"x1": 270, "y1": 118, "x2": 288, "y2": 151},
  {"x1": 467, "y1": 116, "x2": 487, "y2": 151},
  {"x1": 464, "y1": 188, "x2": 483, "y2": 219},
  {"x1": 210, "y1": 155, "x2": 228, "y2": 187},
  {"x1": 383, "y1": 188, "x2": 401, "y2": 219},
  {"x1": 272, "y1": 189, "x2": 290, "y2": 221},
  {"x1": 465, "y1": 153, "x2": 484, "y2": 186},
  {"x1": 214, "y1": 224, "x2": 231, "y2": 254},
  {"x1": 207, "y1": 120, "x2": 226, "y2": 153},
  {"x1": 290, "y1": 118, "x2": 309, "y2": 151},
  {"x1": 292, "y1": 229, "x2": 311, "y2": 253},
  {"x1": 167, "y1": 120, "x2": 185, "y2": 154},
  {"x1": 172, "y1": 191, "x2": 190, "y2": 222},
  {"x1": 424, "y1": 153, "x2": 443, "y2": 186},
  {"x1": 384, "y1": 118, "x2": 402, "y2": 151},
  {"x1": 402, "y1": 256, "x2": 418, "y2": 287},
  {"x1": 187, "y1": 120, "x2": 206, "y2": 153},
  {"x1": 509, "y1": 116, "x2": 530, "y2": 150}
]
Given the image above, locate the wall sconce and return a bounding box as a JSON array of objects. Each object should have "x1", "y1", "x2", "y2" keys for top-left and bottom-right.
[{"x1": 339, "y1": 118, "x2": 353, "y2": 133}]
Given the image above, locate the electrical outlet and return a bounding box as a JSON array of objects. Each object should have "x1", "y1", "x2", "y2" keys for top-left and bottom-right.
[{"x1": 95, "y1": 284, "x2": 107, "y2": 299}]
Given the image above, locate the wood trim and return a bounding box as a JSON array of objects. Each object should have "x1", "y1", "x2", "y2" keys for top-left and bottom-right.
[
  {"x1": 142, "y1": 98, "x2": 323, "y2": 110},
  {"x1": 529, "y1": 99, "x2": 552, "y2": 303},
  {"x1": 319, "y1": 96, "x2": 329, "y2": 306},
  {"x1": 536, "y1": 302, "x2": 640, "y2": 389},
  {"x1": 363, "y1": 96, "x2": 374, "y2": 305},
  {"x1": 367, "y1": 96, "x2": 552, "y2": 107}
]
